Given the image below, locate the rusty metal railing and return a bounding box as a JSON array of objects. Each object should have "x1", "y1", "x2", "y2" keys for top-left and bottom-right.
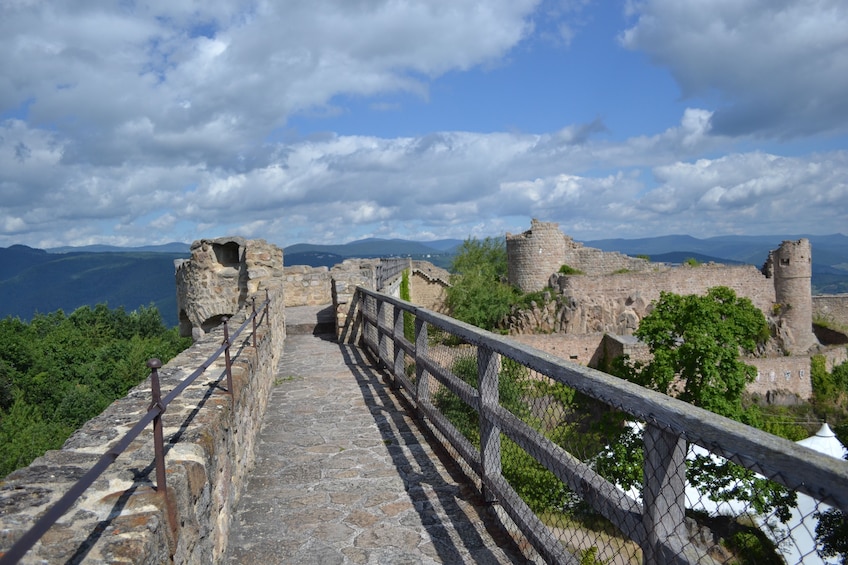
[{"x1": 0, "y1": 292, "x2": 271, "y2": 564}]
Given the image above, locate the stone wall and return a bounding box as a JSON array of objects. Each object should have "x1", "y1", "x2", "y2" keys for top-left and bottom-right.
[
  {"x1": 506, "y1": 219, "x2": 653, "y2": 292},
  {"x1": 0, "y1": 286, "x2": 285, "y2": 564},
  {"x1": 813, "y1": 294, "x2": 848, "y2": 331},
  {"x1": 563, "y1": 240, "x2": 652, "y2": 276},
  {"x1": 547, "y1": 264, "x2": 776, "y2": 335},
  {"x1": 283, "y1": 265, "x2": 332, "y2": 307},
  {"x1": 509, "y1": 333, "x2": 606, "y2": 367},
  {"x1": 409, "y1": 261, "x2": 450, "y2": 313},
  {"x1": 508, "y1": 330, "x2": 834, "y2": 401},
  {"x1": 331, "y1": 261, "x2": 376, "y2": 341}
]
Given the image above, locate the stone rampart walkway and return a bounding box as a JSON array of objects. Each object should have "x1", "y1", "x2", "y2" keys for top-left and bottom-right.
[{"x1": 225, "y1": 306, "x2": 531, "y2": 564}]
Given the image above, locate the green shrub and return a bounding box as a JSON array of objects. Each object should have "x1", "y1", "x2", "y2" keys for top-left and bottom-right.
[{"x1": 558, "y1": 264, "x2": 584, "y2": 275}]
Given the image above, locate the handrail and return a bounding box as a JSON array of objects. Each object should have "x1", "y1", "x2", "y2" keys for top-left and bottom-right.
[
  {"x1": 0, "y1": 292, "x2": 271, "y2": 564},
  {"x1": 354, "y1": 287, "x2": 848, "y2": 565}
]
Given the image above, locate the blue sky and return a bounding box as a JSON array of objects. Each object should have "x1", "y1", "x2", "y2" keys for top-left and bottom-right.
[{"x1": 1, "y1": 0, "x2": 847, "y2": 249}]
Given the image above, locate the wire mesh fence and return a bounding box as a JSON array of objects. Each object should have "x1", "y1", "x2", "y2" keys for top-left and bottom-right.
[{"x1": 354, "y1": 288, "x2": 848, "y2": 565}]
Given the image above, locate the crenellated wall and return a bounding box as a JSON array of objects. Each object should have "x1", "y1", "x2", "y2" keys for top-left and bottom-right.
[{"x1": 409, "y1": 261, "x2": 450, "y2": 313}]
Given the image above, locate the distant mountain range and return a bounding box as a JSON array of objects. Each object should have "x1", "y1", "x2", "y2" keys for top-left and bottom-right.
[
  {"x1": 2, "y1": 233, "x2": 846, "y2": 327},
  {"x1": 284, "y1": 237, "x2": 462, "y2": 269},
  {"x1": 0, "y1": 245, "x2": 189, "y2": 327}
]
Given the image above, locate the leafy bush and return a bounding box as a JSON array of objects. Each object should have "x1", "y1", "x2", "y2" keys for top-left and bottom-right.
[{"x1": 558, "y1": 264, "x2": 584, "y2": 275}]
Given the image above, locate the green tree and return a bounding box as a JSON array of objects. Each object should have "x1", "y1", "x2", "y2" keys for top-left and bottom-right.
[
  {"x1": 600, "y1": 287, "x2": 796, "y2": 521},
  {"x1": 445, "y1": 236, "x2": 517, "y2": 331},
  {"x1": 627, "y1": 286, "x2": 768, "y2": 420},
  {"x1": 817, "y1": 508, "x2": 848, "y2": 564},
  {"x1": 0, "y1": 304, "x2": 191, "y2": 477}
]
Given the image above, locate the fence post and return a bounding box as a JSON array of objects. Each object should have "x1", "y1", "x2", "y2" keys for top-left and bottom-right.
[
  {"x1": 251, "y1": 297, "x2": 257, "y2": 348},
  {"x1": 147, "y1": 358, "x2": 167, "y2": 494},
  {"x1": 365, "y1": 294, "x2": 377, "y2": 351},
  {"x1": 477, "y1": 346, "x2": 501, "y2": 504},
  {"x1": 414, "y1": 317, "x2": 429, "y2": 406},
  {"x1": 642, "y1": 423, "x2": 687, "y2": 565},
  {"x1": 222, "y1": 317, "x2": 233, "y2": 396},
  {"x1": 391, "y1": 304, "x2": 404, "y2": 387},
  {"x1": 377, "y1": 299, "x2": 388, "y2": 368}
]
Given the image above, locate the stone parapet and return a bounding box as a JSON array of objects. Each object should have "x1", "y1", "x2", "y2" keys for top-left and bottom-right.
[
  {"x1": 283, "y1": 265, "x2": 331, "y2": 307},
  {"x1": 0, "y1": 287, "x2": 285, "y2": 564},
  {"x1": 330, "y1": 261, "x2": 375, "y2": 341},
  {"x1": 813, "y1": 294, "x2": 848, "y2": 332}
]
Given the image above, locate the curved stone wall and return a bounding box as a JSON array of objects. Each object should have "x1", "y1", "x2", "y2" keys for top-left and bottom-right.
[
  {"x1": 506, "y1": 219, "x2": 566, "y2": 292},
  {"x1": 767, "y1": 239, "x2": 818, "y2": 354}
]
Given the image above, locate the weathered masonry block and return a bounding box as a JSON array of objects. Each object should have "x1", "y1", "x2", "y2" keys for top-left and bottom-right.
[
  {"x1": 176, "y1": 237, "x2": 284, "y2": 340},
  {"x1": 283, "y1": 265, "x2": 332, "y2": 307}
]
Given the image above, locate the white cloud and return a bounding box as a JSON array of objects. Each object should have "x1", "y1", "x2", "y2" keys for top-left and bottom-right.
[
  {"x1": 0, "y1": 1, "x2": 846, "y2": 248},
  {"x1": 621, "y1": 0, "x2": 848, "y2": 137},
  {"x1": 637, "y1": 151, "x2": 848, "y2": 234}
]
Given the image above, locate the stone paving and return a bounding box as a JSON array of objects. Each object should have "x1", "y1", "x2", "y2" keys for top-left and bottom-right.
[{"x1": 225, "y1": 307, "x2": 533, "y2": 564}]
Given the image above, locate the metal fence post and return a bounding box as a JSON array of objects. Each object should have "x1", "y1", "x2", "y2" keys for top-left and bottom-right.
[
  {"x1": 478, "y1": 346, "x2": 501, "y2": 504},
  {"x1": 251, "y1": 297, "x2": 257, "y2": 348},
  {"x1": 222, "y1": 317, "x2": 233, "y2": 396},
  {"x1": 147, "y1": 358, "x2": 167, "y2": 495}
]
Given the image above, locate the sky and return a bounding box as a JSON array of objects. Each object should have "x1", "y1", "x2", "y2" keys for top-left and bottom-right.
[{"x1": 1, "y1": 0, "x2": 847, "y2": 249}]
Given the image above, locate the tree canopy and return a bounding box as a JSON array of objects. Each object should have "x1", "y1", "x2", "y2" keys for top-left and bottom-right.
[
  {"x1": 624, "y1": 286, "x2": 769, "y2": 420},
  {"x1": 445, "y1": 236, "x2": 517, "y2": 331},
  {"x1": 0, "y1": 304, "x2": 190, "y2": 477}
]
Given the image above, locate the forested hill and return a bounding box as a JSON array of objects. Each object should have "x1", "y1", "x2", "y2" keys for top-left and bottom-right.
[{"x1": 0, "y1": 245, "x2": 188, "y2": 327}]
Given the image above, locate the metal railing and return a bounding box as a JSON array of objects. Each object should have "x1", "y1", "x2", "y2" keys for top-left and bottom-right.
[
  {"x1": 0, "y1": 293, "x2": 271, "y2": 564},
  {"x1": 353, "y1": 287, "x2": 848, "y2": 565}
]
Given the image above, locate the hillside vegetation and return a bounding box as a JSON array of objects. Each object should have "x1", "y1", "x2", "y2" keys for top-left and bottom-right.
[
  {"x1": 0, "y1": 245, "x2": 188, "y2": 327},
  {"x1": 0, "y1": 304, "x2": 191, "y2": 477}
]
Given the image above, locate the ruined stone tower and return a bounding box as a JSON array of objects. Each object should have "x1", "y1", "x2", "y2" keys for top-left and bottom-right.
[
  {"x1": 765, "y1": 238, "x2": 818, "y2": 354},
  {"x1": 175, "y1": 236, "x2": 284, "y2": 339},
  {"x1": 506, "y1": 219, "x2": 567, "y2": 293}
]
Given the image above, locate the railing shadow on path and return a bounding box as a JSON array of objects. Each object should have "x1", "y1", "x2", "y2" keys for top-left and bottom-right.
[{"x1": 338, "y1": 342, "x2": 531, "y2": 563}]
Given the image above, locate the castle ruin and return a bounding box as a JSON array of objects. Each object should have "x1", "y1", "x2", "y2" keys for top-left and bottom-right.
[
  {"x1": 505, "y1": 220, "x2": 819, "y2": 355},
  {"x1": 503, "y1": 220, "x2": 848, "y2": 401}
]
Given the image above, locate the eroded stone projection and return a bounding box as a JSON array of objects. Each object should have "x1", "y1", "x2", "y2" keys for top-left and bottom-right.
[{"x1": 175, "y1": 237, "x2": 283, "y2": 339}]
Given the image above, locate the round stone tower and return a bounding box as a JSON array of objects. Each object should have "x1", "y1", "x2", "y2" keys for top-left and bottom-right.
[
  {"x1": 769, "y1": 238, "x2": 818, "y2": 354},
  {"x1": 506, "y1": 219, "x2": 566, "y2": 293}
]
